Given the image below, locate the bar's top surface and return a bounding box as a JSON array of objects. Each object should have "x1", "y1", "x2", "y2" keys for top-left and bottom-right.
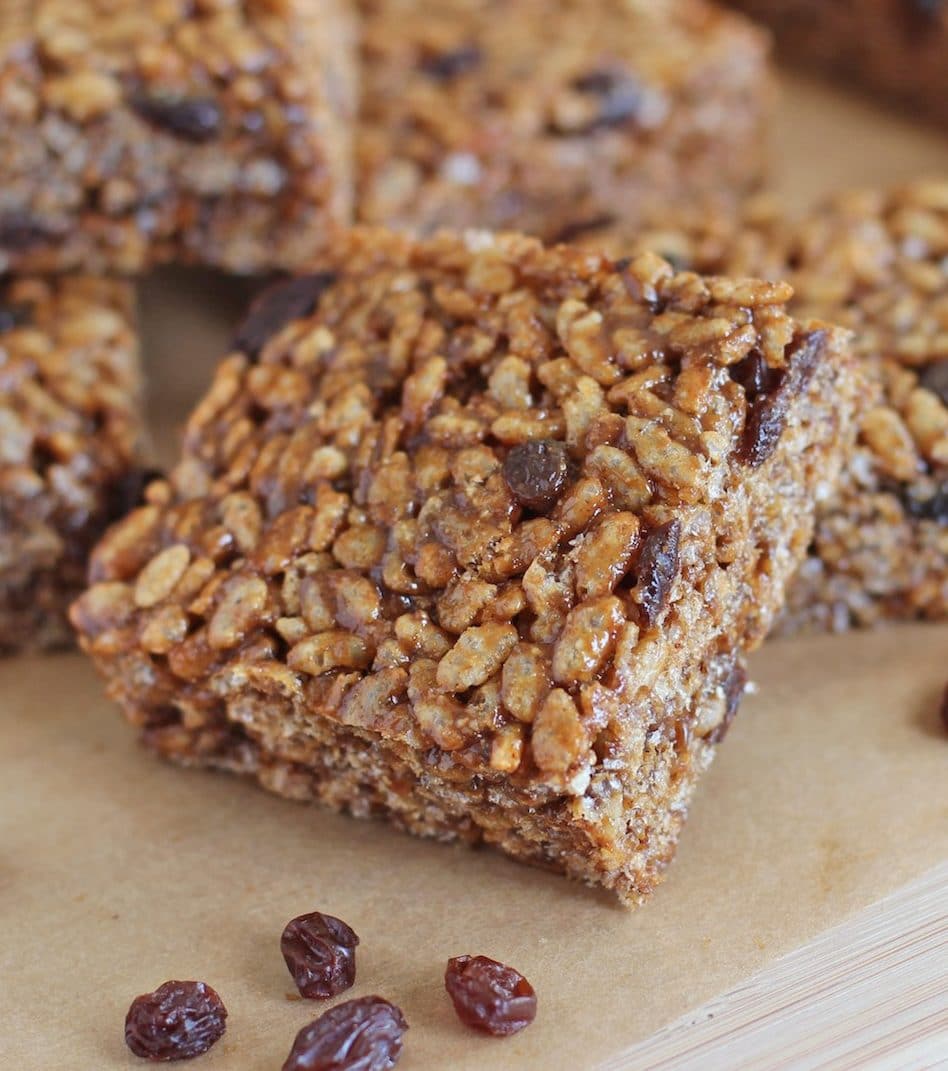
[{"x1": 74, "y1": 229, "x2": 840, "y2": 792}]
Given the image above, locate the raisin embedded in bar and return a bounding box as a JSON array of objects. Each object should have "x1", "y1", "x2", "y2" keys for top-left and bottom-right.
[
  {"x1": 0, "y1": 275, "x2": 143, "y2": 653},
  {"x1": 356, "y1": 0, "x2": 772, "y2": 246},
  {"x1": 72, "y1": 229, "x2": 859, "y2": 903},
  {"x1": 0, "y1": 0, "x2": 356, "y2": 274}
]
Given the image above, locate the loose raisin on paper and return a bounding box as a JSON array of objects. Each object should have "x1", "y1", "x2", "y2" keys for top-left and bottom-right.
[
  {"x1": 124, "y1": 980, "x2": 227, "y2": 1061},
  {"x1": 444, "y1": 955, "x2": 537, "y2": 1037},
  {"x1": 282, "y1": 996, "x2": 407, "y2": 1071},
  {"x1": 281, "y1": 911, "x2": 359, "y2": 999}
]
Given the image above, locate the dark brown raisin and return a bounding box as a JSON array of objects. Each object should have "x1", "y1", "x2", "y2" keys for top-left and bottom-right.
[
  {"x1": 420, "y1": 44, "x2": 482, "y2": 80},
  {"x1": 0, "y1": 216, "x2": 53, "y2": 251},
  {"x1": 919, "y1": 361, "x2": 948, "y2": 406},
  {"x1": 0, "y1": 302, "x2": 32, "y2": 333},
  {"x1": 549, "y1": 214, "x2": 617, "y2": 245},
  {"x1": 281, "y1": 911, "x2": 359, "y2": 1000},
  {"x1": 706, "y1": 661, "x2": 748, "y2": 745},
  {"x1": 444, "y1": 955, "x2": 537, "y2": 1037},
  {"x1": 632, "y1": 519, "x2": 682, "y2": 629},
  {"x1": 124, "y1": 980, "x2": 227, "y2": 1061},
  {"x1": 128, "y1": 93, "x2": 223, "y2": 143},
  {"x1": 899, "y1": 480, "x2": 948, "y2": 524},
  {"x1": 281, "y1": 996, "x2": 407, "y2": 1071},
  {"x1": 233, "y1": 272, "x2": 338, "y2": 360},
  {"x1": 729, "y1": 350, "x2": 784, "y2": 400},
  {"x1": 939, "y1": 682, "x2": 948, "y2": 734},
  {"x1": 737, "y1": 329, "x2": 826, "y2": 467},
  {"x1": 901, "y1": 0, "x2": 944, "y2": 34},
  {"x1": 105, "y1": 467, "x2": 164, "y2": 521},
  {"x1": 502, "y1": 440, "x2": 572, "y2": 513},
  {"x1": 553, "y1": 70, "x2": 643, "y2": 134}
]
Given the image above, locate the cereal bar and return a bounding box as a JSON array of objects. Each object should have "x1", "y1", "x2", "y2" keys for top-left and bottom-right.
[
  {"x1": 357, "y1": 0, "x2": 771, "y2": 244},
  {"x1": 1, "y1": 275, "x2": 143, "y2": 651},
  {"x1": 775, "y1": 183, "x2": 948, "y2": 632},
  {"x1": 72, "y1": 230, "x2": 858, "y2": 902},
  {"x1": 0, "y1": 0, "x2": 355, "y2": 274},
  {"x1": 726, "y1": 1, "x2": 948, "y2": 128}
]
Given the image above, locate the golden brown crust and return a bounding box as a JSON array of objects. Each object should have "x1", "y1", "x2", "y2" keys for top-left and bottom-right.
[
  {"x1": 72, "y1": 229, "x2": 858, "y2": 899},
  {"x1": 0, "y1": 274, "x2": 142, "y2": 650}
]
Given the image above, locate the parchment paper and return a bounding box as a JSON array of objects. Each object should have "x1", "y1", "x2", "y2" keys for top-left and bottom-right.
[{"x1": 2, "y1": 75, "x2": 947, "y2": 1069}]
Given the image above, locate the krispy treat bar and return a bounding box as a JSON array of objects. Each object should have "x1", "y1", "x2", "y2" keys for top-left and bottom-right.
[
  {"x1": 356, "y1": 0, "x2": 771, "y2": 244},
  {"x1": 72, "y1": 230, "x2": 858, "y2": 902},
  {"x1": 773, "y1": 183, "x2": 948, "y2": 633},
  {"x1": 726, "y1": 1, "x2": 948, "y2": 128},
  {"x1": 0, "y1": 0, "x2": 355, "y2": 274},
  {"x1": 0, "y1": 275, "x2": 142, "y2": 651}
]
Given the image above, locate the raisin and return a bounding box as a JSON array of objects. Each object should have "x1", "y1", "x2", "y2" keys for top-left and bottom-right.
[
  {"x1": 444, "y1": 955, "x2": 537, "y2": 1037},
  {"x1": 420, "y1": 44, "x2": 482, "y2": 80},
  {"x1": 0, "y1": 302, "x2": 32, "y2": 333},
  {"x1": 706, "y1": 661, "x2": 748, "y2": 745},
  {"x1": 737, "y1": 329, "x2": 826, "y2": 467},
  {"x1": 552, "y1": 70, "x2": 644, "y2": 135},
  {"x1": 105, "y1": 467, "x2": 164, "y2": 521},
  {"x1": 129, "y1": 93, "x2": 223, "y2": 143},
  {"x1": 902, "y1": 0, "x2": 944, "y2": 33},
  {"x1": 940, "y1": 682, "x2": 948, "y2": 734},
  {"x1": 281, "y1": 996, "x2": 407, "y2": 1071},
  {"x1": 899, "y1": 480, "x2": 948, "y2": 524},
  {"x1": 502, "y1": 440, "x2": 572, "y2": 513},
  {"x1": 919, "y1": 361, "x2": 948, "y2": 406},
  {"x1": 549, "y1": 214, "x2": 617, "y2": 245},
  {"x1": 281, "y1": 911, "x2": 359, "y2": 1000},
  {"x1": 0, "y1": 215, "x2": 53, "y2": 251},
  {"x1": 729, "y1": 350, "x2": 783, "y2": 400},
  {"x1": 632, "y1": 519, "x2": 682, "y2": 629},
  {"x1": 124, "y1": 980, "x2": 227, "y2": 1061},
  {"x1": 233, "y1": 272, "x2": 338, "y2": 360}
]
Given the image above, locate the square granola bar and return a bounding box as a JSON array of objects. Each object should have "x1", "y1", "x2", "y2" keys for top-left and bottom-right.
[
  {"x1": 0, "y1": 0, "x2": 355, "y2": 274},
  {"x1": 726, "y1": 0, "x2": 948, "y2": 128},
  {"x1": 72, "y1": 230, "x2": 858, "y2": 901},
  {"x1": 357, "y1": 0, "x2": 771, "y2": 244},
  {"x1": 776, "y1": 183, "x2": 948, "y2": 632},
  {"x1": 1, "y1": 274, "x2": 143, "y2": 651}
]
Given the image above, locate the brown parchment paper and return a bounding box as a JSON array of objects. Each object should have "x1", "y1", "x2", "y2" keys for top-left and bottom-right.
[{"x1": 2, "y1": 75, "x2": 948, "y2": 1069}]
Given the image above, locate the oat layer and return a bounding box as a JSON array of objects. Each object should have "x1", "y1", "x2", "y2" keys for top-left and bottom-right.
[
  {"x1": 727, "y1": 0, "x2": 948, "y2": 128},
  {"x1": 0, "y1": 0, "x2": 355, "y2": 274},
  {"x1": 72, "y1": 230, "x2": 858, "y2": 901},
  {"x1": 1, "y1": 275, "x2": 142, "y2": 651},
  {"x1": 357, "y1": 0, "x2": 771, "y2": 246}
]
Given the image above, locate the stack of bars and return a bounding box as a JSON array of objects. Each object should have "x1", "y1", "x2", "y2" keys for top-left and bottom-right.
[{"x1": 0, "y1": 0, "x2": 943, "y2": 902}]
